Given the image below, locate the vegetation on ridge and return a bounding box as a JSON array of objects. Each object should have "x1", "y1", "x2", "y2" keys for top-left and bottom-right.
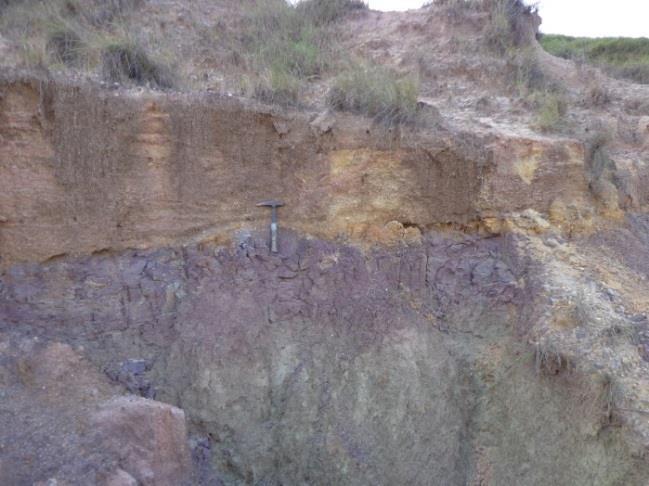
[
  {"x1": 327, "y1": 64, "x2": 420, "y2": 125},
  {"x1": 540, "y1": 34, "x2": 649, "y2": 85},
  {"x1": 3, "y1": 0, "x2": 597, "y2": 131},
  {"x1": 225, "y1": 0, "x2": 419, "y2": 125},
  {"x1": 1, "y1": 0, "x2": 419, "y2": 125},
  {"x1": 0, "y1": 0, "x2": 174, "y2": 88}
]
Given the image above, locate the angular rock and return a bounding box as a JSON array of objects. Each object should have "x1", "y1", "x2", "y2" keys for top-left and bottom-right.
[
  {"x1": 0, "y1": 337, "x2": 192, "y2": 486},
  {"x1": 92, "y1": 396, "x2": 191, "y2": 486}
]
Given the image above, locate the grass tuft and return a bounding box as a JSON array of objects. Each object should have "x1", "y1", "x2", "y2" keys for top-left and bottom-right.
[
  {"x1": 503, "y1": 40, "x2": 570, "y2": 133},
  {"x1": 0, "y1": 0, "x2": 169, "y2": 86},
  {"x1": 46, "y1": 27, "x2": 83, "y2": 65},
  {"x1": 226, "y1": 0, "x2": 367, "y2": 107},
  {"x1": 534, "y1": 341, "x2": 569, "y2": 376},
  {"x1": 254, "y1": 66, "x2": 302, "y2": 106},
  {"x1": 100, "y1": 41, "x2": 173, "y2": 88},
  {"x1": 327, "y1": 64, "x2": 420, "y2": 125},
  {"x1": 532, "y1": 91, "x2": 567, "y2": 133},
  {"x1": 230, "y1": 0, "x2": 329, "y2": 104},
  {"x1": 237, "y1": 0, "x2": 365, "y2": 81}
]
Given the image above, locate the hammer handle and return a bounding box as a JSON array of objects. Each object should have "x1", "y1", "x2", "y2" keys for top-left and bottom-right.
[{"x1": 270, "y1": 222, "x2": 278, "y2": 253}]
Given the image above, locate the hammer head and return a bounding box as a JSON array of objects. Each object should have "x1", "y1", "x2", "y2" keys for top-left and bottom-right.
[{"x1": 256, "y1": 200, "x2": 284, "y2": 208}]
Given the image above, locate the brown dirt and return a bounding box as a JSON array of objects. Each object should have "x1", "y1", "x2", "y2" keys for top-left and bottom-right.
[{"x1": 2, "y1": 1, "x2": 649, "y2": 484}]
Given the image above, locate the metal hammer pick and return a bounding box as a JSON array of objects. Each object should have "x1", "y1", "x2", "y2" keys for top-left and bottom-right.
[{"x1": 256, "y1": 200, "x2": 284, "y2": 253}]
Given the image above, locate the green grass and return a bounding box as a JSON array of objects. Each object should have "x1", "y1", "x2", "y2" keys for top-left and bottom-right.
[
  {"x1": 0, "y1": 0, "x2": 174, "y2": 88},
  {"x1": 226, "y1": 0, "x2": 367, "y2": 105},
  {"x1": 254, "y1": 65, "x2": 303, "y2": 106},
  {"x1": 0, "y1": 0, "x2": 424, "y2": 120},
  {"x1": 540, "y1": 34, "x2": 649, "y2": 84},
  {"x1": 244, "y1": 0, "x2": 419, "y2": 119},
  {"x1": 532, "y1": 91, "x2": 567, "y2": 133},
  {"x1": 327, "y1": 64, "x2": 420, "y2": 125}
]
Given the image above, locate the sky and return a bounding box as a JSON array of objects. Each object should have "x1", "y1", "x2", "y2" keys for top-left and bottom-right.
[{"x1": 368, "y1": 0, "x2": 649, "y2": 38}]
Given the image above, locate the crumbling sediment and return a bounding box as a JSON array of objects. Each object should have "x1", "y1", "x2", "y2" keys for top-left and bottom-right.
[{"x1": 2, "y1": 53, "x2": 649, "y2": 484}]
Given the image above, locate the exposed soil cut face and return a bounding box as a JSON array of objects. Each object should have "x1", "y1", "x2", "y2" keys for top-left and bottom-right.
[
  {"x1": 3, "y1": 2, "x2": 649, "y2": 483},
  {"x1": 2, "y1": 230, "x2": 647, "y2": 485},
  {"x1": 0, "y1": 76, "x2": 594, "y2": 267}
]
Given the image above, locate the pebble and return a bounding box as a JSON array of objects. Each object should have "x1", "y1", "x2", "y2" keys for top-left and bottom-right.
[{"x1": 545, "y1": 237, "x2": 560, "y2": 248}]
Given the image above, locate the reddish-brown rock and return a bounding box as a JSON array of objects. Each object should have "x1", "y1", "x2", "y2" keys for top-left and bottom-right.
[
  {"x1": 0, "y1": 337, "x2": 191, "y2": 485},
  {"x1": 93, "y1": 396, "x2": 191, "y2": 486}
]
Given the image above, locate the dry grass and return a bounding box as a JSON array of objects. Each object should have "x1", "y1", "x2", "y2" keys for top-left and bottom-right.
[
  {"x1": 224, "y1": 0, "x2": 367, "y2": 105},
  {"x1": 510, "y1": 48, "x2": 548, "y2": 94},
  {"x1": 584, "y1": 129, "x2": 613, "y2": 182},
  {"x1": 327, "y1": 63, "x2": 420, "y2": 125},
  {"x1": 253, "y1": 66, "x2": 303, "y2": 106},
  {"x1": 432, "y1": 0, "x2": 560, "y2": 132},
  {"x1": 428, "y1": 0, "x2": 537, "y2": 52},
  {"x1": 505, "y1": 46, "x2": 570, "y2": 133},
  {"x1": 531, "y1": 91, "x2": 567, "y2": 133},
  {"x1": 100, "y1": 41, "x2": 174, "y2": 88},
  {"x1": 0, "y1": 0, "x2": 173, "y2": 88},
  {"x1": 484, "y1": 0, "x2": 537, "y2": 53},
  {"x1": 45, "y1": 28, "x2": 83, "y2": 66},
  {"x1": 534, "y1": 341, "x2": 570, "y2": 376},
  {"x1": 221, "y1": 0, "x2": 418, "y2": 119},
  {"x1": 4, "y1": 0, "x2": 420, "y2": 117},
  {"x1": 585, "y1": 82, "x2": 611, "y2": 108}
]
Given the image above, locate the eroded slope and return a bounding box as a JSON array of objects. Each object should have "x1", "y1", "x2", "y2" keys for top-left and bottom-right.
[
  {"x1": 3, "y1": 230, "x2": 648, "y2": 484},
  {"x1": 2, "y1": 1, "x2": 649, "y2": 485}
]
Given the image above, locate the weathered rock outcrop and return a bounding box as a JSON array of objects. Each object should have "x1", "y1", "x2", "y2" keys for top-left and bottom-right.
[
  {"x1": 0, "y1": 75, "x2": 592, "y2": 267},
  {"x1": 0, "y1": 336, "x2": 192, "y2": 485},
  {"x1": 3, "y1": 3, "x2": 649, "y2": 478},
  {"x1": 3, "y1": 228, "x2": 649, "y2": 485}
]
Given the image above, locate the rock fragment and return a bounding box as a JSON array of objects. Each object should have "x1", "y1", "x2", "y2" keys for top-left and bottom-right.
[{"x1": 92, "y1": 396, "x2": 191, "y2": 486}]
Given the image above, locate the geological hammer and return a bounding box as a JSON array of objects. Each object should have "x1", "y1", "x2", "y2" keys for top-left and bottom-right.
[{"x1": 256, "y1": 200, "x2": 284, "y2": 253}]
